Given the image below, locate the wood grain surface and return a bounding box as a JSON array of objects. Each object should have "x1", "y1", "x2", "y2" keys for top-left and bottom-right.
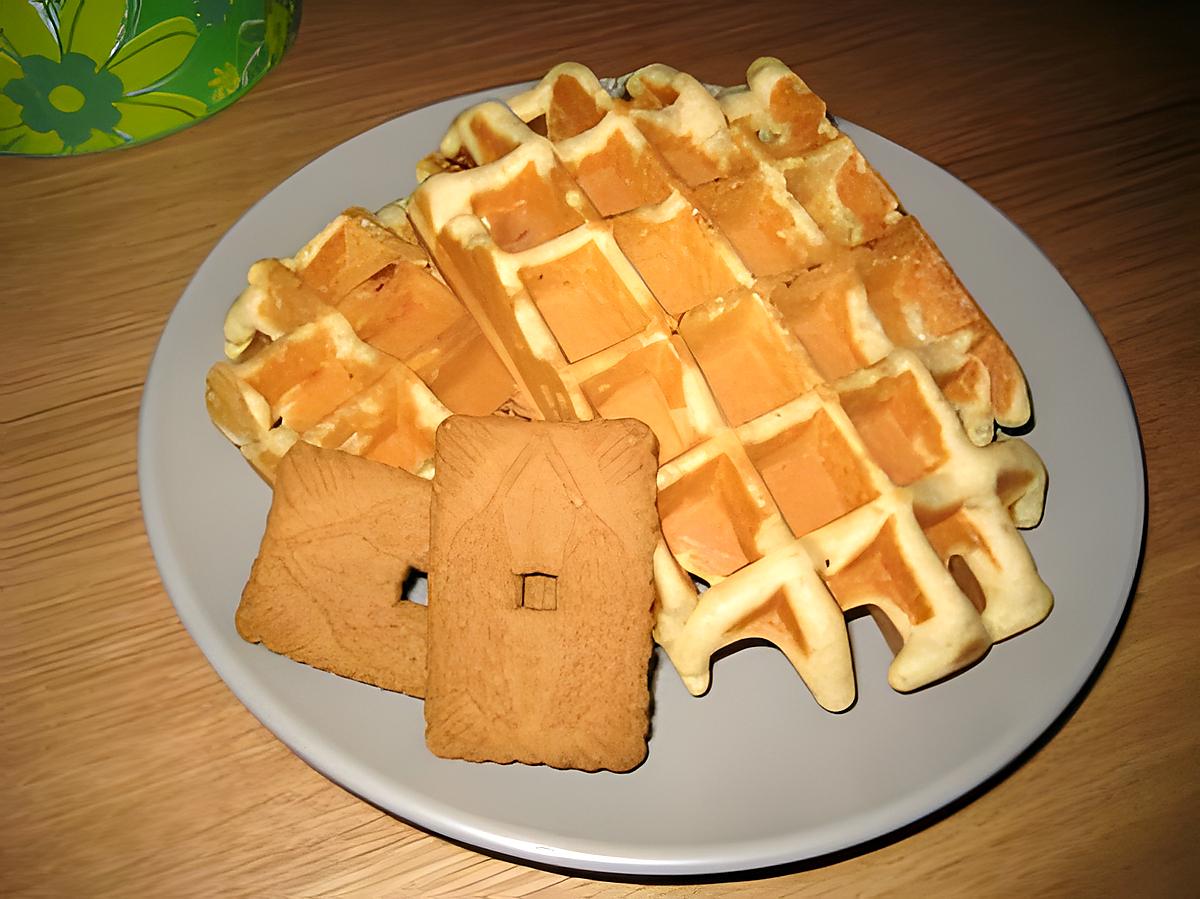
[{"x1": 4, "y1": 1, "x2": 1198, "y2": 895}]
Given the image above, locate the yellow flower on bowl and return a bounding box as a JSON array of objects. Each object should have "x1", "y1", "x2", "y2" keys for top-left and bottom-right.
[
  {"x1": 0, "y1": 0, "x2": 205, "y2": 154},
  {"x1": 208, "y1": 61, "x2": 239, "y2": 102}
]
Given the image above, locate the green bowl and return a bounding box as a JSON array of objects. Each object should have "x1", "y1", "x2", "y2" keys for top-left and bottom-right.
[{"x1": 0, "y1": 0, "x2": 301, "y2": 156}]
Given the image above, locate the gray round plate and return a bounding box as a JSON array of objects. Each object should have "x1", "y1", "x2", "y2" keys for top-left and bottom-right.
[{"x1": 138, "y1": 83, "x2": 1144, "y2": 876}]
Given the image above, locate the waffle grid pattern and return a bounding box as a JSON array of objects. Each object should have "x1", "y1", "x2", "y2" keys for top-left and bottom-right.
[
  {"x1": 408, "y1": 60, "x2": 1051, "y2": 707},
  {"x1": 206, "y1": 58, "x2": 1052, "y2": 709}
]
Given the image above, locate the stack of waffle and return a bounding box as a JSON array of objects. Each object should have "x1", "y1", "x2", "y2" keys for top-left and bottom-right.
[{"x1": 206, "y1": 58, "x2": 1052, "y2": 709}]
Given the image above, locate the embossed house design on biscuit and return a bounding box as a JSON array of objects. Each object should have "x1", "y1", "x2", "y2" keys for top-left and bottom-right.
[{"x1": 425, "y1": 416, "x2": 659, "y2": 772}]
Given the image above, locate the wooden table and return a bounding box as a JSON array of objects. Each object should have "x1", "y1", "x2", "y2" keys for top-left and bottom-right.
[{"x1": 6, "y1": 1, "x2": 1197, "y2": 894}]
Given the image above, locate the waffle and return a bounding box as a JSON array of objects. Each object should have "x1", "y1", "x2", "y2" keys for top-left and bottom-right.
[
  {"x1": 717, "y1": 59, "x2": 1030, "y2": 443},
  {"x1": 206, "y1": 207, "x2": 517, "y2": 481},
  {"x1": 408, "y1": 59, "x2": 1051, "y2": 708}
]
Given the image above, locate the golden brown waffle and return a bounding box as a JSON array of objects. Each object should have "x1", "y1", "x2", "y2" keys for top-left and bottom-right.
[
  {"x1": 206, "y1": 207, "x2": 517, "y2": 481},
  {"x1": 408, "y1": 59, "x2": 1051, "y2": 708},
  {"x1": 652, "y1": 350, "x2": 1048, "y2": 708},
  {"x1": 423, "y1": 59, "x2": 1027, "y2": 443},
  {"x1": 715, "y1": 58, "x2": 1030, "y2": 440}
]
